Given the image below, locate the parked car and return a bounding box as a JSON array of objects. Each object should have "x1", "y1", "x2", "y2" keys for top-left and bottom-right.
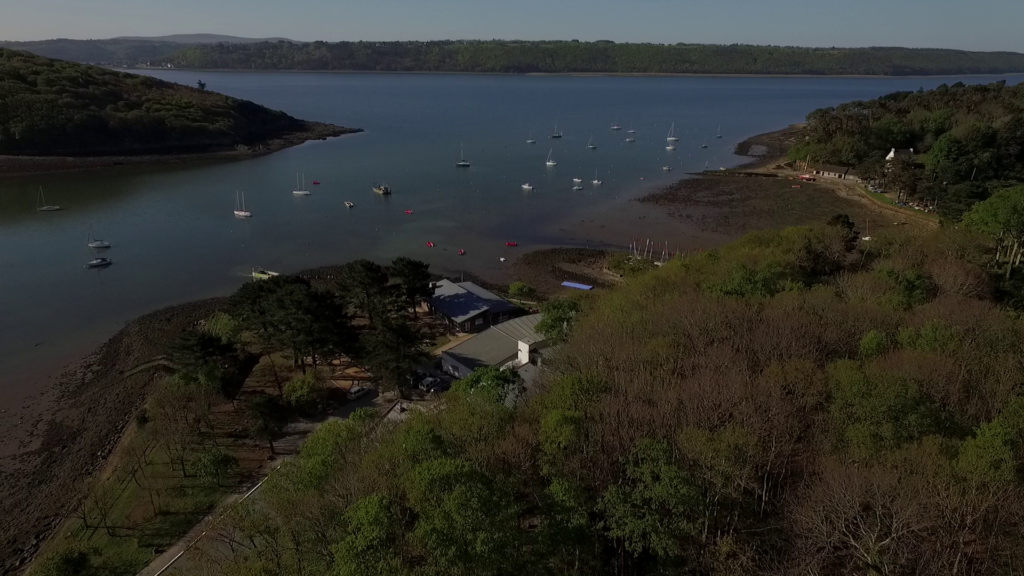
[
  {"x1": 418, "y1": 377, "x2": 440, "y2": 391},
  {"x1": 429, "y1": 381, "x2": 451, "y2": 394},
  {"x1": 347, "y1": 386, "x2": 369, "y2": 401}
]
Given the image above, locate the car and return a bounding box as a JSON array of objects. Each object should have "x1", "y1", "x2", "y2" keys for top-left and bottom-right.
[
  {"x1": 418, "y1": 377, "x2": 440, "y2": 391},
  {"x1": 347, "y1": 386, "x2": 370, "y2": 401},
  {"x1": 429, "y1": 381, "x2": 451, "y2": 394}
]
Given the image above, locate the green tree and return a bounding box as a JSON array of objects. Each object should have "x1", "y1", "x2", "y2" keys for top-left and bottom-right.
[
  {"x1": 358, "y1": 316, "x2": 430, "y2": 391},
  {"x1": 337, "y1": 259, "x2": 392, "y2": 325},
  {"x1": 243, "y1": 393, "x2": 289, "y2": 454},
  {"x1": 332, "y1": 495, "x2": 408, "y2": 576},
  {"x1": 31, "y1": 545, "x2": 97, "y2": 576},
  {"x1": 454, "y1": 366, "x2": 523, "y2": 405},
  {"x1": 508, "y1": 281, "x2": 536, "y2": 302},
  {"x1": 192, "y1": 448, "x2": 238, "y2": 487},
  {"x1": 284, "y1": 371, "x2": 326, "y2": 414},
  {"x1": 389, "y1": 257, "x2": 432, "y2": 318},
  {"x1": 963, "y1": 185, "x2": 1024, "y2": 277},
  {"x1": 536, "y1": 297, "x2": 583, "y2": 343}
]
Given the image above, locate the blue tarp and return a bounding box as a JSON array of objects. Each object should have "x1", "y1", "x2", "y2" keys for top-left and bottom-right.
[{"x1": 561, "y1": 281, "x2": 593, "y2": 291}]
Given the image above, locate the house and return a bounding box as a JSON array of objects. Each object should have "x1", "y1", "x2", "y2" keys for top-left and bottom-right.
[
  {"x1": 441, "y1": 314, "x2": 547, "y2": 379},
  {"x1": 886, "y1": 148, "x2": 915, "y2": 162},
  {"x1": 811, "y1": 164, "x2": 855, "y2": 180},
  {"x1": 428, "y1": 279, "x2": 520, "y2": 333}
]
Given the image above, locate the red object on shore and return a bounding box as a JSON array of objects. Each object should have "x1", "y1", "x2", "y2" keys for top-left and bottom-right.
[
  {"x1": 427, "y1": 241, "x2": 435, "y2": 248},
  {"x1": 505, "y1": 242, "x2": 518, "y2": 247},
  {"x1": 405, "y1": 210, "x2": 413, "y2": 214},
  {"x1": 312, "y1": 181, "x2": 320, "y2": 185},
  {"x1": 458, "y1": 249, "x2": 466, "y2": 255}
]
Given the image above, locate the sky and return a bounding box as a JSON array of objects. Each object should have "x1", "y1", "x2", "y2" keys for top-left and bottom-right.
[{"x1": 3, "y1": 0, "x2": 1024, "y2": 52}]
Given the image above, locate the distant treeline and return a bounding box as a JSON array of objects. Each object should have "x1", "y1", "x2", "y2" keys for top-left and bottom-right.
[
  {"x1": 159, "y1": 41, "x2": 1024, "y2": 76},
  {"x1": 794, "y1": 80, "x2": 1024, "y2": 220},
  {"x1": 0, "y1": 49, "x2": 309, "y2": 156},
  {"x1": 0, "y1": 39, "x2": 185, "y2": 65}
]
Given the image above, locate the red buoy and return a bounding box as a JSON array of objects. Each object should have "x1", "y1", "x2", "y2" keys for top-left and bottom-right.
[
  {"x1": 506, "y1": 242, "x2": 518, "y2": 247},
  {"x1": 427, "y1": 241, "x2": 435, "y2": 248},
  {"x1": 405, "y1": 210, "x2": 413, "y2": 214},
  {"x1": 458, "y1": 249, "x2": 466, "y2": 256}
]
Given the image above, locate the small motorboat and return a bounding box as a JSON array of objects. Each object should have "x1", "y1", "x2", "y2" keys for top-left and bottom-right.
[
  {"x1": 506, "y1": 242, "x2": 518, "y2": 247},
  {"x1": 625, "y1": 137, "x2": 635, "y2": 143},
  {"x1": 312, "y1": 181, "x2": 321, "y2": 185},
  {"x1": 252, "y1": 267, "x2": 280, "y2": 280},
  {"x1": 458, "y1": 249, "x2": 466, "y2": 256},
  {"x1": 663, "y1": 166, "x2": 673, "y2": 172},
  {"x1": 85, "y1": 257, "x2": 112, "y2": 268},
  {"x1": 521, "y1": 183, "x2": 534, "y2": 191},
  {"x1": 405, "y1": 210, "x2": 413, "y2": 214},
  {"x1": 373, "y1": 183, "x2": 392, "y2": 195},
  {"x1": 427, "y1": 241, "x2": 435, "y2": 248},
  {"x1": 700, "y1": 144, "x2": 708, "y2": 149},
  {"x1": 573, "y1": 178, "x2": 583, "y2": 184},
  {"x1": 345, "y1": 201, "x2": 355, "y2": 208},
  {"x1": 666, "y1": 144, "x2": 676, "y2": 151},
  {"x1": 572, "y1": 185, "x2": 584, "y2": 191},
  {"x1": 499, "y1": 257, "x2": 507, "y2": 262}
]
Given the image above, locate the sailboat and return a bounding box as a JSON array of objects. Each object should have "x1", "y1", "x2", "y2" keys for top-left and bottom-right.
[
  {"x1": 551, "y1": 123, "x2": 563, "y2": 139},
  {"x1": 700, "y1": 143, "x2": 709, "y2": 149},
  {"x1": 627, "y1": 123, "x2": 636, "y2": 134},
  {"x1": 546, "y1": 149, "x2": 557, "y2": 167},
  {"x1": 526, "y1": 130, "x2": 537, "y2": 144},
  {"x1": 716, "y1": 125, "x2": 723, "y2": 139},
  {"x1": 573, "y1": 177, "x2": 583, "y2": 184},
  {"x1": 666, "y1": 143, "x2": 676, "y2": 151},
  {"x1": 87, "y1": 227, "x2": 110, "y2": 249},
  {"x1": 610, "y1": 119, "x2": 622, "y2": 130},
  {"x1": 455, "y1": 143, "x2": 470, "y2": 167},
  {"x1": 592, "y1": 169, "x2": 603, "y2": 185},
  {"x1": 666, "y1": 122, "x2": 679, "y2": 142},
  {"x1": 572, "y1": 184, "x2": 584, "y2": 191},
  {"x1": 587, "y1": 135, "x2": 597, "y2": 150},
  {"x1": 293, "y1": 173, "x2": 311, "y2": 196},
  {"x1": 234, "y1": 190, "x2": 252, "y2": 218},
  {"x1": 85, "y1": 257, "x2": 112, "y2": 268},
  {"x1": 36, "y1": 187, "x2": 61, "y2": 212}
]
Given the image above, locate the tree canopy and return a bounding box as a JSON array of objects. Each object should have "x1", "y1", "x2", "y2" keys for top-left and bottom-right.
[
  {"x1": 160, "y1": 41, "x2": 1024, "y2": 76},
  {"x1": 0, "y1": 48, "x2": 313, "y2": 156}
]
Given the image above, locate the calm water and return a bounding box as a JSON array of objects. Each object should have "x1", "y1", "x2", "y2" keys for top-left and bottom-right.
[{"x1": 2, "y1": 71, "x2": 1023, "y2": 410}]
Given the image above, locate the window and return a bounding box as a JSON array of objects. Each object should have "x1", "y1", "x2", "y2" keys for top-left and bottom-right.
[{"x1": 474, "y1": 318, "x2": 484, "y2": 326}]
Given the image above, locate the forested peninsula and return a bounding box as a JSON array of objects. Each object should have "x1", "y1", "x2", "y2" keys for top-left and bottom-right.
[
  {"x1": 0, "y1": 49, "x2": 357, "y2": 159},
  {"x1": 792, "y1": 80, "x2": 1024, "y2": 221},
  {"x1": 159, "y1": 40, "x2": 1024, "y2": 76}
]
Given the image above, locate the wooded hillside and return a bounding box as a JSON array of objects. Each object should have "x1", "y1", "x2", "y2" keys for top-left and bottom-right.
[
  {"x1": 162, "y1": 40, "x2": 1024, "y2": 76},
  {"x1": 0, "y1": 49, "x2": 319, "y2": 156}
]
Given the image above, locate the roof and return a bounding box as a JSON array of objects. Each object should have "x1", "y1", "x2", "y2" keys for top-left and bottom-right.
[
  {"x1": 430, "y1": 279, "x2": 518, "y2": 323},
  {"x1": 443, "y1": 314, "x2": 544, "y2": 371},
  {"x1": 812, "y1": 164, "x2": 851, "y2": 175}
]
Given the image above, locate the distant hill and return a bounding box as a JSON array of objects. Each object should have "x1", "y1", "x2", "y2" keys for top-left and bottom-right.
[
  {"x1": 111, "y1": 34, "x2": 300, "y2": 44},
  {"x1": 0, "y1": 48, "x2": 348, "y2": 157},
  {"x1": 0, "y1": 35, "x2": 301, "y2": 65},
  {"x1": 161, "y1": 40, "x2": 1024, "y2": 76}
]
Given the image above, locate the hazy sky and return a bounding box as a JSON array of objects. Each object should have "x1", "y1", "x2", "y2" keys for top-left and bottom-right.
[{"x1": 3, "y1": 0, "x2": 1023, "y2": 52}]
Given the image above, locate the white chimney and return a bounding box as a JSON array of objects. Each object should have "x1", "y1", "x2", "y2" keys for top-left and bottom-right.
[{"x1": 517, "y1": 340, "x2": 532, "y2": 366}]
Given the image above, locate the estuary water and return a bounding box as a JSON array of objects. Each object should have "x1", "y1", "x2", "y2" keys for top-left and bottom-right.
[{"x1": 2, "y1": 70, "x2": 1022, "y2": 410}]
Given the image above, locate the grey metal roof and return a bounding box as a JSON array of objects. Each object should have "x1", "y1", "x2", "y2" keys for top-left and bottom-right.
[
  {"x1": 442, "y1": 314, "x2": 544, "y2": 372},
  {"x1": 430, "y1": 280, "x2": 518, "y2": 323},
  {"x1": 491, "y1": 314, "x2": 544, "y2": 345}
]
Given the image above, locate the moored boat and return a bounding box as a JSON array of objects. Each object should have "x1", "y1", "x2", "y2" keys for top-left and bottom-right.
[
  {"x1": 373, "y1": 183, "x2": 392, "y2": 195},
  {"x1": 85, "y1": 257, "x2": 112, "y2": 268},
  {"x1": 252, "y1": 267, "x2": 280, "y2": 280}
]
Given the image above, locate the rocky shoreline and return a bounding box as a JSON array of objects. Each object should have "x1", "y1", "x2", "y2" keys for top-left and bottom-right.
[{"x1": 0, "y1": 121, "x2": 361, "y2": 177}]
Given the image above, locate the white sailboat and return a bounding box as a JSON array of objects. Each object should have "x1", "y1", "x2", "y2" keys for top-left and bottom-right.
[
  {"x1": 36, "y1": 187, "x2": 61, "y2": 212},
  {"x1": 666, "y1": 144, "x2": 676, "y2": 151},
  {"x1": 521, "y1": 183, "x2": 534, "y2": 191},
  {"x1": 234, "y1": 190, "x2": 252, "y2": 218},
  {"x1": 87, "y1": 227, "x2": 110, "y2": 249},
  {"x1": 627, "y1": 123, "x2": 636, "y2": 134},
  {"x1": 546, "y1": 149, "x2": 557, "y2": 167},
  {"x1": 592, "y1": 169, "x2": 603, "y2": 185},
  {"x1": 526, "y1": 130, "x2": 537, "y2": 144},
  {"x1": 572, "y1": 185, "x2": 584, "y2": 191},
  {"x1": 455, "y1": 143, "x2": 470, "y2": 167},
  {"x1": 666, "y1": 122, "x2": 679, "y2": 142},
  {"x1": 716, "y1": 125, "x2": 723, "y2": 139},
  {"x1": 85, "y1": 257, "x2": 112, "y2": 268},
  {"x1": 551, "y1": 123, "x2": 563, "y2": 139},
  {"x1": 587, "y1": 135, "x2": 597, "y2": 150},
  {"x1": 611, "y1": 119, "x2": 622, "y2": 130},
  {"x1": 293, "y1": 173, "x2": 311, "y2": 196}
]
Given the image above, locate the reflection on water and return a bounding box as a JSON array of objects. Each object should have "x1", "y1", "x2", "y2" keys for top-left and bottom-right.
[{"x1": 2, "y1": 70, "x2": 1022, "y2": 409}]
